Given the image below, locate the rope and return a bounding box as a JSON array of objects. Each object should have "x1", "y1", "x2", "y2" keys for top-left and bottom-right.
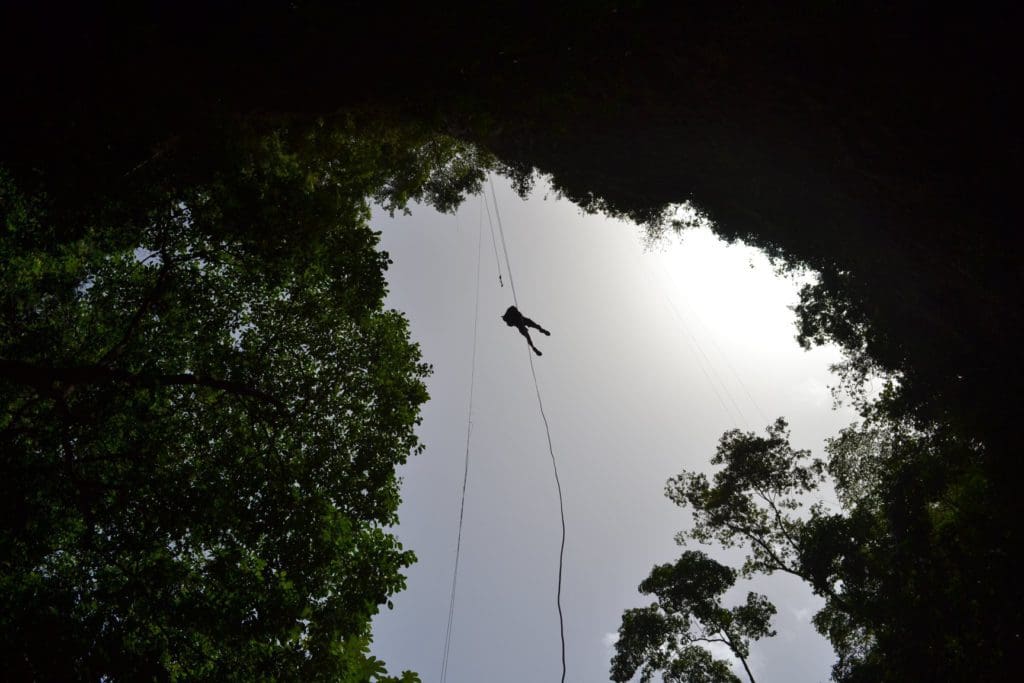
[
  {"x1": 674, "y1": 297, "x2": 749, "y2": 426},
  {"x1": 489, "y1": 177, "x2": 519, "y2": 306},
  {"x1": 482, "y1": 192, "x2": 505, "y2": 288},
  {"x1": 657, "y1": 261, "x2": 770, "y2": 425},
  {"x1": 439, "y1": 205, "x2": 485, "y2": 683},
  {"x1": 647, "y1": 264, "x2": 742, "y2": 425},
  {"x1": 488, "y1": 175, "x2": 566, "y2": 682},
  {"x1": 643, "y1": 258, "x2": 762, "y2": 427},
  {"x1": 527, "y1": 350, "x2": 567, "y2": 683}
]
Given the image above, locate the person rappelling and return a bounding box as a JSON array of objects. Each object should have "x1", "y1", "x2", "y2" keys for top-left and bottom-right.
[{"x1": 501, "y1": 305, "x2": 550, "y2": 356}]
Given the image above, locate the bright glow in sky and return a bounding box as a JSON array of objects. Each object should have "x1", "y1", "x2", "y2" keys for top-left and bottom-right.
[{"x1": 371, "y1": 176, "x2": 856, "y2": 682}]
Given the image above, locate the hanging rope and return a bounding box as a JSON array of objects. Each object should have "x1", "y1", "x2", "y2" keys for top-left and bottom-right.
[
  {"x1": 527, "y1": 350, "x2": 567, "y2": 683},
  {"x1": 490, "y1": 177, "x2": 520, "y2": 306},
  {"x1": 489, "y1": 176, "x2": 566, "y2": 683},
  {"x1": 482, "y1": 192, "x2": 505, "y2": 288},
  {"x1": 440, "y1": 207, "x2": 484, "y2": 683},
  {"x1": 656, "y1": 260, "x2": 769, "y2": 425},
  {"x1": 683, "y1": 302, "x2": 769, "y2": 426},
  {"x1": 644, "y1": 265, "x2": 746, "y2": 426}
]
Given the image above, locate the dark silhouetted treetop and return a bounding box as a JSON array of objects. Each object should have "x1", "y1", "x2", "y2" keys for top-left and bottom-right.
[
  {"x1": 635, "y1": 413, "x2": 1009, "y2": 682},
  {"x1": 611, "y1": 550, "x2": 774, "y2": 683},
  {"x1": 667, "y1": 419, "x2": 827, "y2": 585}
]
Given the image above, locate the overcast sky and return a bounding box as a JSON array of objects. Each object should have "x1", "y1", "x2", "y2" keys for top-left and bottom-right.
[{"x1": 370, "y1": 175, "x2": 857, "y2": 683}]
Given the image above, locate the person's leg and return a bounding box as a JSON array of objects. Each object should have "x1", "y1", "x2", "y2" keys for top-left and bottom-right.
[
  {"x1": 517, "y1": 326, "x2": 542, "y2": 355},
  {"x1": 522, "y1": 317, "x2": 550, "y2": 336}
]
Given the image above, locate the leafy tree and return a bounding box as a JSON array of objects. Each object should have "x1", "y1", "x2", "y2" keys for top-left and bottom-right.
[
  {"x1": 637, "y1": 413, "x2": 1005, "y2": 682},
  {"x1": 611, "y1": 551, "x2": 775, "y2": 683},
  {"x1": 808, "y1": 420, "x2": 1001, "y2": 683},
  {"x1": 666, "y1": 420, "x2": 829, "y2": 591},
  {"x1": 0, "y1": 116, "x2": 490, "y2": 680}
]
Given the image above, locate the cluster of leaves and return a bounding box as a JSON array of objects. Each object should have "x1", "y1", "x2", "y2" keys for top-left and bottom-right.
[
  {"x1": 611, "y1": 551, "x2": 774, "y2": 683},
  {"x1": 0, "y1": 116, "x2": 492, "y2": 681},
  {"x1": 613, "y1": 409, "x2": 1007, "y2": 682}
]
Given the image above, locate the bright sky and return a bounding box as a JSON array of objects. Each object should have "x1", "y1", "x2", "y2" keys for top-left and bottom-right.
[{"x1": 371, "y1": 176, "x2": 858, "y2": 683}]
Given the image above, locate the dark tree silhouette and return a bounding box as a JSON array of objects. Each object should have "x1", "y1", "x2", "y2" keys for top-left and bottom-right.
[
  {"x1": 612, "y1": 551, "x2": 775, "y2": 683},
  {"x1": 631, "y1": 415, "x2": 1004, "y2": 681},
  {"x1": 0, "y1": 119, "x2": 489, "y2": 680}
]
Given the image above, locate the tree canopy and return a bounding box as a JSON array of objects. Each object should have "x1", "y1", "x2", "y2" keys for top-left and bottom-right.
[
  {"x1": 611, "y1": 551, "x2": 774, "y2": 683},
  {"x1": 0, "y1": 118, "x2": 491, "y2": 680},
  {"x1": 615, "y1": 407, "x2": 1011, "y2": 681}
]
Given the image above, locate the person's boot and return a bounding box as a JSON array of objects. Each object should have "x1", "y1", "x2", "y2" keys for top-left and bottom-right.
[{"x1": 533, "y1": 347, "x2": 543, "y2": 356}]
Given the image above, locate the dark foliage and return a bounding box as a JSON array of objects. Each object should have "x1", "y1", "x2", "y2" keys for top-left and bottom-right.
[
  {"x1": 648, "y1": 416, "x2": 1013, "y2": 681},
  {"x1": 611, "y1": 551, "x2": 773, "y2": 683},
  {"x1": 0, "y1": 115, "x2": 487, "y2": 679}
]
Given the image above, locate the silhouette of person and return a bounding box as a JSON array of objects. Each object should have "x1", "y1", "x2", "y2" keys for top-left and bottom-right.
[{"x1": 501, "y1": 305, "x2": 550, "y2": 356}]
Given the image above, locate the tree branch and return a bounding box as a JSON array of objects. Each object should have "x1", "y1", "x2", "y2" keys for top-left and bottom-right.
[
  {"x1": 720, "y1": 628, "x2": 757, "y2": 683},
  {"x1": 0, "y1": 359, "x2": 287, "y2": 413},
  {"x1": 752, "y1": 485, "x2": 802, "y2": 554},
  {"x1": 96, "y1": 256, "x2": 174, "y2": 366},
  {"x1": 157, "y1": 374, "x2": 287, "y2": 412},
  {"x1": 721, "y1": 517, "x2": 852, "y2": 612},
  {"x1": 689, "y1": 636, "x2": 730, "y2": 646},
  {"x1": 722, "y1": 519, "x2": 803, "y2": 580}
]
